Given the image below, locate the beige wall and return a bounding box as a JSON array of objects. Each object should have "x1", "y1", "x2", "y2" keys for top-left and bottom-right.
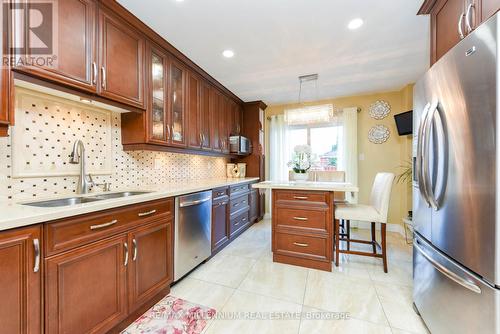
[{"x1": 265, "y1": 85, "x2": 414, "y2": 227}]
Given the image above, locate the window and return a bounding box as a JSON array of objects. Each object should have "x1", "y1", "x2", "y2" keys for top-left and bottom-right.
[{"x1": 288, "y1": 123, "x2": 343, "y2": 171}]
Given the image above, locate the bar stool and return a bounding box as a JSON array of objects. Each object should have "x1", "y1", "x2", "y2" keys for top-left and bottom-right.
[{"x1": 334, "y1": 172, "x2": 395, "y2": 272}]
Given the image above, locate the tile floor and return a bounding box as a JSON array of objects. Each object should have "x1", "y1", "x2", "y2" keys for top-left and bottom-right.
[{"x1": 168, "y1": 219, "x2": 429, "y2": 334}]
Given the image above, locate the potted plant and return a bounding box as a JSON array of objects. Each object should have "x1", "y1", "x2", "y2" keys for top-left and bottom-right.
[
  {"x1": 288, "y1": 145, "x2": 312, "y2": 181},
  {"x1": 397, "y1": 160, "x2": 413, "y2": 219}
]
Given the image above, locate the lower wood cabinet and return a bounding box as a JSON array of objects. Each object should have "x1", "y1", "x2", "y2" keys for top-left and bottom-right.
[
  {"x1": 212, "y1": 195, "x2": 230, "y2": 253},
  {"x1": 45, "y1": 234, "x2": 129, "y2": 334},
  {"x1": 0, "y1": 225, "x2": 42, "y2": 334},
  {"x1": 128, "y1": 218, "x2": 173, "y2": 312},
  {"x1": 44, "y1": 199, "x2": 174, "y2": 334},
  {"x1": 249, "y1": 188, "x2": 258, "y2": 223}
]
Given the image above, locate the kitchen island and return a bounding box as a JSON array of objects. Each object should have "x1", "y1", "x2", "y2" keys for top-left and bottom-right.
[{"x1": 253, "y1": 181, "x2": 358, "y2": 271}]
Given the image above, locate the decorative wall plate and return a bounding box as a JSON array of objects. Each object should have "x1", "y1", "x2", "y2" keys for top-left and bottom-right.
[
  {"x1": 369, "y1": 100, "x2": 391, "y2": 120},
  {"x1": 368, "y1": 125, "x2": 390, "y2": 144}
]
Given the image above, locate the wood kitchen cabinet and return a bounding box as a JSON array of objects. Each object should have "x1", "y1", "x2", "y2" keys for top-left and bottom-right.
[
  {"x1": 12, "y1": 0, "x2": 97, "y2": 93},
  {"x1": 187, "y1": 71, "x2": 201, "y2": 149},
  {"x1": 0, "y1": 225, "x2": 42, "y2": 334},
  {"x1": 212, "y1": 188, "x2": 230, "y2": 253},
  {"x1": 249, "y1": 188, "x2": 259, "y2": 223},
  {"x1": 98, "y1": 6, "x2": 145, "y2": 109},
  {"x1": 45, "y1": 234, "x2": 128, "y2": 334},
  {"x1": 210, "y1": 87, "x2": 222, "y2": 152},
  {"x1": 128, "y1": 218, "x2": 173, "y2": 312},
  {"x1": 200, "y1": 81, "x2": 211, "y2": 150},
  {"x1": 419, "y1": 0, "x2": 500, "y2": 64},
  {"x1": 44, "y1": 198, "x2": 174, "y2": 334},
  {"x1": 0, "y1": 1, "x2": 12, "y2": 136},
  {"x1": 219, "y1": 94, "x2": 231, "y2": 153},
  {"x1": 169, "y1": 60, "x2": 187, "y2": 147}
]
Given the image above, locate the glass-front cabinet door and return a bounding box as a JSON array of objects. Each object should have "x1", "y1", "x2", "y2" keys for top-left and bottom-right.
[
  {"x1": 169, "y1": 60, "x2": 186, "y2": 147},
  {"x1": 149, "y1": 49, "x2": 167, "y2": 143}
]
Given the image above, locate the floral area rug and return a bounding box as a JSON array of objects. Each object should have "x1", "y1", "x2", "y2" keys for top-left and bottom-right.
[{"x1": 122, "y1": 296, "x2": 216, "y2": 334}]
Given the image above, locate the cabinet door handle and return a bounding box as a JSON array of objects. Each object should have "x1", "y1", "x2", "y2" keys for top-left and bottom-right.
[
  {"x1": 132, "y1": 239, "x2": 138, "y2": 261},
  {"x1": 101, "y1": 66, "x2": 106, "y2": 89},
  {"x1": 458, "y1": 13, "x2": 465, "y2": 39},
  {"x1": 33, "y1": 238, "x2": 40, "y2": 273},
  {"x1": 92, "y1": 62, "x2": 97, "y2": 85},
  {"x1": 124, "y1": 242, "x2": 129, "y2": 266},
  {"x1": 293, "y1": 242, "x2": 309, "y2": 247},
  {"x1": 465, "y1": 3, "x2": 475, "y2": 33},
  {"x1": 167, "y1": 125, "x2": 171, "y2": 141},
  {"x1": 293, "y1": 216, "x2": 308, "y2": 221},
  {"x1": 90, "y1": 219, "x2": 117, "y2": 230},
  {"x1": 293, "y1": 196, "x2": 308, "y2": 200},
  {"x1": 138, "y1": 209, "x2": 157, "y2": 217}
]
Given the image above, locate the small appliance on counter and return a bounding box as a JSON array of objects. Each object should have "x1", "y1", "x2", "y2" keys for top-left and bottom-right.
[
  {"x1": 226, "y1": 163, "x2": 247, "y2": 178},
  {"x1": 229, "y1": 135, "x2": 251, "y2": 155}
]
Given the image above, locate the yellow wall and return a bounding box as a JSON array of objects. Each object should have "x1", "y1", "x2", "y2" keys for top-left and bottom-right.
[{"x1": 265, "y1": 85, "x2": 414, "y2": 228}]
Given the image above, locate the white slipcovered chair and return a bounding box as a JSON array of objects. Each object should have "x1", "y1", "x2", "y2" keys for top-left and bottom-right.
[{"x1": 334, "y1": 172, "x2": 395, "y2": 272}]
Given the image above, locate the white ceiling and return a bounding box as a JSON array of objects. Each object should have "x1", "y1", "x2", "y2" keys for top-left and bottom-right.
[{"x1": 118, "y1": 0, "x2": 429, "y2": 105}]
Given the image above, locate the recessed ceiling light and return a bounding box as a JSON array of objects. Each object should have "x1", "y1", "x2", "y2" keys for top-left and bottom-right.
[
  {"x1": 347, "y1": 18, "x2": 364, "y2": 30},
  {"x1": 222, "y1": 49, "x2": 235, "y2": 58}
]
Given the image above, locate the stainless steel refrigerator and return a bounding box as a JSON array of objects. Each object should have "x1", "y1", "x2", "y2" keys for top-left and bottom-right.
[{"x1": 413, "y1": 12, "x2": 500, "y2": 334}]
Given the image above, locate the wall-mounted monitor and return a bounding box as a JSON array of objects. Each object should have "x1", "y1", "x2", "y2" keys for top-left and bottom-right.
[{"x1": 394, "y1": 110, "x2": 413, "y2": 136}]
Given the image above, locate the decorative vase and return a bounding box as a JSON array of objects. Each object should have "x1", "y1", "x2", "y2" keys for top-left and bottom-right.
[{"x1": 294, "y1": 172, "x2": 309, "y2": 181}]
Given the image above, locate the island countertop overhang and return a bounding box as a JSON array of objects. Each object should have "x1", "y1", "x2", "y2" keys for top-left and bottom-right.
[{"x1": 252, "y1": 181, "x2": 359, "y2": 193}]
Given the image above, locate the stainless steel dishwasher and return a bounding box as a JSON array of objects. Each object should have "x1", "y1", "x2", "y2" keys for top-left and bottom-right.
[{"x1": 174, "y1": 190, "x2": 212, "y2": 281}]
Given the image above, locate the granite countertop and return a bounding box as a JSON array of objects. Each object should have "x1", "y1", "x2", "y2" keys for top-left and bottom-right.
[
  {"x1": 252, "y1": 180, "x2": 359, "y2": 192},
  {"x1": 0, "y1": 177, "x2": 259, "y2": 231}
]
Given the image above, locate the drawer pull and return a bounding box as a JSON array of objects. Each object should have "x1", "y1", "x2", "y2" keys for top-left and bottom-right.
[
  {"x1": 90, "y1": 219, "x2": 118, "y2": 230},
  {"x1": 138, "y1": 209, "x2": 157, "y2": 217},
  {"x1": 132, "y1": 238, "x2": 138, "y2": 261},
  {"x1": 218, "y1": 192, "x2": 225, "y2": 196},
  {"x1": 293, "y1": 242, "x2": 309, "y2": 247},
  {"x1": 293, "y1": 196, "x2": 308, "y2": 200},
  {"x1": 242, "y1": 217, "x2": 247, "y2": 222},
  {"x1": 293, "y1": 216, "x2": 308, "y2": 221},
  {"x1": 124, "y1": 242, "x2": 129, "y2": 266},
  {"x1": 233, "y1": 203, "x2": 239, "y2": 207},
  {"x1": 234, "y1": 221, "x2": 240, "y2": 226},
  {"x1": 33, "y1": 239, "x2": 40, "y2": 273}
]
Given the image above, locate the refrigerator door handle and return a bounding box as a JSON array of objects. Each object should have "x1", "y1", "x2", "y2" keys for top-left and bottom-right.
[
  {"x1": 424, "y1": 102, "x2": 441, "y2": 210},
  {"x1": 414, "y1": 238, "x2": 482, "y2": 294},
  {"x1": 417, "y1": 102, "x2": 432, "y2": 207}
]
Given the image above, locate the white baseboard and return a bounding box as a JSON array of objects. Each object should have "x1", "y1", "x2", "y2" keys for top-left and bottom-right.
[{"x1": 351, "y1": 221, "x2": 405, "y2": 237}]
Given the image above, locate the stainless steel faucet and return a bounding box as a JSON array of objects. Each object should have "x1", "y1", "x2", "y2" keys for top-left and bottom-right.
[{"x1": 69, "y1": 140, "x2": 111, "y2": 194}]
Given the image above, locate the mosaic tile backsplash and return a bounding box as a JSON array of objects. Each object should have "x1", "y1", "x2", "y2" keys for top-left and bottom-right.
[{"x1": 0, "y1": 88, "x2": 228, "y2": 202}]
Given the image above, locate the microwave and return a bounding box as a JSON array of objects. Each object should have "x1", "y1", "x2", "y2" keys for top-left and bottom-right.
[{"x1": 229, "y1": 136, "x2": 251, "y2": 155}]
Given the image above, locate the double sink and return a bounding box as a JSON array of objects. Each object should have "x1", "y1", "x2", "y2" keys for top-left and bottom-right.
[{"x1": 23, "y1": 191, "x2": 152, "y2": 208}]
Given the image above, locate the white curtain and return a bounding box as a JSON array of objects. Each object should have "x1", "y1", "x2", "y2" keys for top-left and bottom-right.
[
  {"x1": 269, "y1": 115, "x2": 290, "y2": 181},
  {"x1": 338, "y1": 107, "x2": 358, "y2": 203}
]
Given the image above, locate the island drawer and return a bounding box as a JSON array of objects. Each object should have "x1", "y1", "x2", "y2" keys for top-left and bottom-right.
[
  {"x1": 275, "y1": 208, "x2": 328, "y2": 233},
  {"x1": 274, "y1": 190, "x2": 329, "y2": 206},
  {"x1": 44, "y1": 198, "x2": 173, "y2": 256},
  {"x1": 274, "y1": 231, "x2": 328, "y2": 260}
]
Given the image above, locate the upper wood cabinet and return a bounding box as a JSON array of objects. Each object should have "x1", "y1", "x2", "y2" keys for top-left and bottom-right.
[
  {"x1": 98, "y1": 6, "x2": 145, "y2": 109},
  {"x1": 169, "y1": 60, "x2": 187, "y2": 147},
  {"x1": 13, "y1": 0, "x2": 97, "y2": 93},
  {"x1": 0, "y1": 225, "x2": 42, "y2": 334},
  {"x1": 187, "y1": 71, "x2": 201, "y2": 149},
  {"x1": 199, "y1": 81, "x2": 211, "y2": 150},
  {"x1": 420, "y1": 0, "x2": 500, "y2": 64},
  {"x1": 0, "y1": 1, "x2": 12, "y2": 137},
  {"x1": 148, "y1": 45, "x2": 168, "y2": 143},
  {"x1": 210, "y1": 87, "x2": 222, "y2": 152},
  {"x1": 219, "y1": 94, "x2": 230, "y2": 154}
]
